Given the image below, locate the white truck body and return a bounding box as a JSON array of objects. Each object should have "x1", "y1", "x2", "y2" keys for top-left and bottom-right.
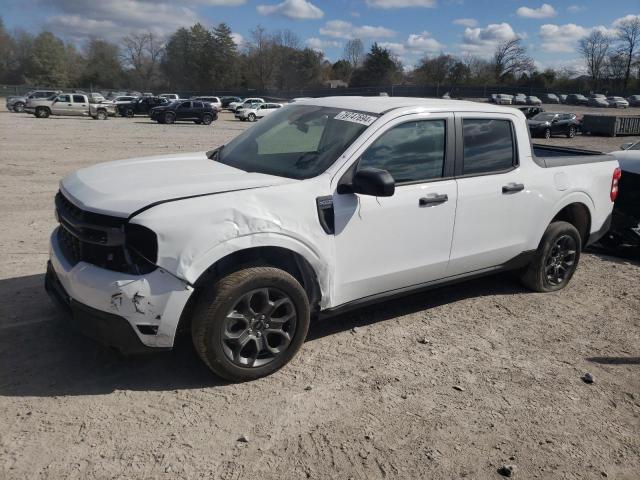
[{"x1": 46, "y1": 97, "x2": 618, "y2": 372}]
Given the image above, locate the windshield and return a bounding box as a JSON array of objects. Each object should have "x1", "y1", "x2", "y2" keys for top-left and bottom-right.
[
  {"x1": 217, "y1": 105, "x2": 377, "y2": 179},
  {"x1": 531, "y1": 113, "x2": 557, "y2": 121}
]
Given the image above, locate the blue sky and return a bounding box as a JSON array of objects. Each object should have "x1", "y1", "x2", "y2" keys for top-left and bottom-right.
[{"x1": 2, "y1": 0, "x2": 639, "y2": 71}]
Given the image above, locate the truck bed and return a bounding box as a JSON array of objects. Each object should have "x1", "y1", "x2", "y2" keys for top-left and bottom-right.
[{"x1": 532, "y1": 144, "x2": 614, "y2": 168}]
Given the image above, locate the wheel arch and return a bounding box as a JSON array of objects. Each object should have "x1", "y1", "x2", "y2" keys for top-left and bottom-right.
[
  {"x1": 175, "y1": 245, "x2": 324, "y2": 337},
  {"x1": 549, "y1": 201, "x2": 592, "y2": 249}
]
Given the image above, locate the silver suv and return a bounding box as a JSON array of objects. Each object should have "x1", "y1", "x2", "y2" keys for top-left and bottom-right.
[{"x1": 6, "y1": 90, "x2": 61, "y2": 113}]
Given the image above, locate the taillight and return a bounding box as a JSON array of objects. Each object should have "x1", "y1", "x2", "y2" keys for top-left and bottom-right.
[{"x1": 610, "y1": 167, "x2": 622, "y2": 202}]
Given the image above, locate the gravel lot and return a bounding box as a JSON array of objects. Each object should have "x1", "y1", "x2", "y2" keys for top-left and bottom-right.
[{"x1": 1, "y1": 101, "x2": 639, "y2": 479}]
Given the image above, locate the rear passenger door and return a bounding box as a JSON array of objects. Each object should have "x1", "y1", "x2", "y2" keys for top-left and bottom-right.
[
  {"x1": 71, "y1": 95, "x2": 89, "y2": 115},
  {"x1": 448, "y1": 113, "x2": 537, "y2": 275}
]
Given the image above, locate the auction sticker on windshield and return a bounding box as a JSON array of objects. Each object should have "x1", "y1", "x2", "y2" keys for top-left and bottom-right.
[{"x1": 334, "y1": 111, "x2": 377, "y2": 126}]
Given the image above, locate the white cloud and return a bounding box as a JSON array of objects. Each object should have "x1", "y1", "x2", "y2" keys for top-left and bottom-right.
[
  {"x1": 365, "y1": 0, "x2": 436, "y2": 8},
  {"x1": 516, "y1": 3, "x2": 557, "y2": 19},
  {"x1": 257, "y1": 0, "x2": 324, "y2": 20},
  {"x1": 231, "y1": 32, "x2": 245, "y2": 47},
  {"x1": 461, "y1": 23, "x2": 519, "y2": 55},
  {"x1": 538, "y1": 22, "x2": 618, "y2": 53},
  {"x1": 612, "y1": 14, "x2": 640, "y2": 28},
  {"x1": 379, "y1": 42, "x2": 406, "y2": 55},
  {"x1": 319, "y1": 20, "x2": 396, "y2": 39},
  {"x1": 538, "y1": 23, "x2": 589, "y2": 52},
  {"x1": 407, "y1": 31, "x2": 444, "y2": 52},
  {"x1": 306, "y1": 37, "x2": 340, "y2": 51},
  {"x1": 567, "y1": 5, "x2": 585, "y2": 13},
  {"x1": 453, "y1": 18, "x2": 478, "y2": 27},
  {"x1": 379, "y1": 31, "x2": 443, "y2": 59}
]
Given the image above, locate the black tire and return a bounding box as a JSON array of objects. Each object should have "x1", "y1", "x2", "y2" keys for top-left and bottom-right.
[
  {"x1": 35, "y1": 107, "x2": 50, "y2": 118},
  {"x1": 164, "y1": 112, "x2": 175, "y2": 124},
  {"x1": 13, "y1": 102, "x2": 25, "y2": 113},
  {"x1": 125, "y1": 108, "x2": 134, "y2": 118},
  {"x1": 544, "y1": 128, "x2": 551, "y2": 139},
  {"x1": 248, "y1": 113, "x2": 256, "y2": 122},
  {"x1": 194, "y1": 120, "x2": 202, "y2": 124},
  {"x1": 520, "y1": 221, "x2": 581, "y2": 293},
  {"x1": 202, "y1": 113, "x2": 213, "y2": 125},
  {"x1": 96, "y1": 109, "x2": 107, "y2": 120},
  {"x1": 191, "y1": 266, "x2": 310, "y2": 382},
  {"x1": 567, "y1": 126, "x2": 576, "y2": 138}
]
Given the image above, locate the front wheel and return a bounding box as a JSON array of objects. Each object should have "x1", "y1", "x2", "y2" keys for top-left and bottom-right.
[
  {"x1": 519, "y1": 221, "x2": 581, "y2": 292},
  {"x1": 163, "y1": 112, "x2": 175, "y2": 124},
  {"x1": 544, "y1": 128, "x2": 551, "y2": 139},
  {"x1": 248, "y1": 113, "x2": 257, "y2": 122},
  {"x1": 125, "y1": 108, "x2": 134, "y2": 118},
  {"x1": 191, "y1": 266, "x2": 310, "y2": 382},
  {"x1": 96, "y1": 109, "x2": 107, "y2": 120},
  {"x1": 13, "y1": 102, "x2": 25, "y2": 113},
  {"x1": 567, "y1": 126, "x2": 576, "y2": 138}
]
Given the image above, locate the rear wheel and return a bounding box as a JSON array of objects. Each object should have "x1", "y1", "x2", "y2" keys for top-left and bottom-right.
[
  {"x1": 125, "y1": 108, "x2": 134, "y2": 118},
  {"x1": 13, "y1": 102, "x2": 25, "y2": 113},
  {"x1": 520, "y1": 221, "x2": 581, "y2": 293},
  {"x1": 35, "y1": 107, "x2": 50, "y2": 118},
  {"x1": 248, "y1": 113, "x2": 257, "y2": 122},
  {"x1": 544, "y1": 128, "x2": 551, "y2": 139},
  {"x1": 191, "y1": 266, "x2": 310, "y2": 381},
  {"x1": 202, "y1": 113, "x2": 213, "y2": 125},
  {"x1": 164, "y1": 112, "x2": 175, "y2": 124},
  {"x1": 567, "y1": 126, "x2": 576, "y2": 138}
]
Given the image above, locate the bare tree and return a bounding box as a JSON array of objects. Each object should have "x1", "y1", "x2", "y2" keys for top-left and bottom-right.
[
  {"x1": 616, "y1": 16, "x2": 640, "y2": 93},
  {"x1": 273, "y1": 29, "x2": 301, "y2": 49},
  {"x1": 578, "y1": 30, "x2": 611, "y2": 90},
  {"x1": 121, "y1": 32, "x2": 163, "y2": 89},
  {"x1": 492, "y1": 38, "x2": 534, "y2": 82},
  {"x1": 343, "y1": 39, "x2": 364, "y2": 69}
]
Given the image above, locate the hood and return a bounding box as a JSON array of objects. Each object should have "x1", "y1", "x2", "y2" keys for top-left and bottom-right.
[{"x1": 60, "y1": 152, "x2": 295, "y2": 217}]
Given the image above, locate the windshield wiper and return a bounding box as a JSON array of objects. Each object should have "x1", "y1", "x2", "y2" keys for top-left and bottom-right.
[{"x1": 206, "y1": 145, "x2": 224, "y2": 160}]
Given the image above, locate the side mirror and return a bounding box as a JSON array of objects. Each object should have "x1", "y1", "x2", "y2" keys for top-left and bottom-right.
[
  {"x1": 620, "y1": 142, "x2": 633, "y2": 150},
  {"x1": 352, "y1": 167, "x2": 395, "y2": 197}
]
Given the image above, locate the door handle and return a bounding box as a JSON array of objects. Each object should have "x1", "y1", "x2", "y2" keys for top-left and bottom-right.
[
  {"x1": 502, "y1": 183, "x2": 525, "y2": 193},
  {"x1": 419, "y1": 194, "x2": 448, "y2": 206}
]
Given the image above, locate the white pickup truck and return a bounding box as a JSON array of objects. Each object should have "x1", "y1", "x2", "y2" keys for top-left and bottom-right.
[{"x1": 46, "y1": 97, "x2": 619, "y2": 381}]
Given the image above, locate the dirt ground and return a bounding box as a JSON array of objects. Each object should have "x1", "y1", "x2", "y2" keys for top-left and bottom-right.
[{"x1": 0, "y1": 101, "x2": 639, "y2": 480}]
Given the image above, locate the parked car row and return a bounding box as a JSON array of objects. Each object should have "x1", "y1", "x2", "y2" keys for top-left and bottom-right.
[{"x1": 490, "y1": 92, "x2": 639, "y2": 108}]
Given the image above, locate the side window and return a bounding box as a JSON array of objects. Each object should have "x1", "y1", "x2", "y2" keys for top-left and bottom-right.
[
  {"x1": 359, "y1": 120, "x2": 446, "y2": 183},
  {"x1": 178, "y1": 102, "x2": 191, "y2": 109},
  {"x1": 57, "y1": 95, "x2": 70, "y2": 102},
  {"x1": 193, "y1": 102, "x2": 203, "y2": 108},
  {"x1": 72, "y1": 95, "x2": 85, "y2": 103},
  {"x1": 462, "y1": 119, "x2": 515, "y2": 175}
]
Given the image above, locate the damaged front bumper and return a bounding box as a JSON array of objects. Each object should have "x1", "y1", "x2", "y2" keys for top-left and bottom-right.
[{"x1": 46, "y1": 228, "x2": 193, "y2": 353}]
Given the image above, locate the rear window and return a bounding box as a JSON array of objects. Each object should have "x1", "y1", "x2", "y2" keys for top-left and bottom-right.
[{"x1": 462, "y1": 119, "x2": 516, "y2": 175}]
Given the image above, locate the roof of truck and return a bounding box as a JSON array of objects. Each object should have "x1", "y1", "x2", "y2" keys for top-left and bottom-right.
[{"x1": 294, "y1": 96, "x2": 517, "y2": 115}]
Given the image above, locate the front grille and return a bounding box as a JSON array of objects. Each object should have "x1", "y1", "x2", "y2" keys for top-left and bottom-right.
[{"x1": 55, "y1": 191, "x2": 155, "y2": 274}]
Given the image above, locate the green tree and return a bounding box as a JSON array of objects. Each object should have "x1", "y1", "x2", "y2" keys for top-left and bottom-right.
[
  {"x1": 349, "y1": 43, "x2": 401, "y2": 87},
  {"x1": 331, "y1": 59, "x2": 352, "y2": 81},
  {"x1": 212, "y1": 23, "x2": 239, "y2": 88},
  {"x1": 79, "y1": 39, "x2": 123, "y2": 88},
  {"x1": 161, "y1": 27, "x2": 192, "y2": 89},
  {"x1": 25, "y1": 31, "x2": 68, "y2": 85}
]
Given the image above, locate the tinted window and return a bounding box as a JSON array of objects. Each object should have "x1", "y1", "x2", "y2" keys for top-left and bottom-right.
[
  {"x1": 178, "y1": 102, "x2": 191, "y2": 109},
  {"x1": 462, "y1": 119, "x2": 515, "y2": 175},
  {"x1": 193, "y1": 102, "x2": 204, "y2": 108},
  {"x1": 57, "y1": 95, "x2": 70, "y2": 102},
  {"x1": 360, "y1": 120, "x2": 445, "y2": 183},
  {"x1": 72, "y1": 95, "x2": 85, "y2": 103}
]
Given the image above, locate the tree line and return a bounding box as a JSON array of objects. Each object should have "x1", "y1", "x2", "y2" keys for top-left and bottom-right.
[{"x1": 0, "y1": 15, "x2": 639, "y2": 94}]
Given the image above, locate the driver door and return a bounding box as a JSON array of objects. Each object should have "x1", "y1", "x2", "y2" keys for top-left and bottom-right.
[
  {"x1": 176, "y1": 101, "x2": 192, "y2": 120},
  {"x1": 331, "y1": 113, "x2": 457, "y2": 306},
  {"x1": 51, "y1": 94, "x2": 71, "y2": 115}
]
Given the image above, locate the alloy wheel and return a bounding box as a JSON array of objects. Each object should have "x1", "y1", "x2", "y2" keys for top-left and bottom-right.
[
  {"x1": 222, "y1": 288, "x2": 297, "y2": 368},
  {"x1": 544, "y1": 234, "x2": 577, "y2": 286}
]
